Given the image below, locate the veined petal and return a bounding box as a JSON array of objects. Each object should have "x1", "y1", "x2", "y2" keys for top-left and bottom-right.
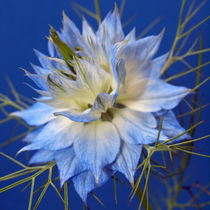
[
  {"x1": 108, "y1": 44, "x2": 120, "y2": 102},
  {"x1": 119, "y1": 30, "x2": 164, "y2": 77},
  {"x1": 123, "y1": 80, "x2": 190, "y2": 112},
  {"x1": 11, "y1": 102, "x2": 57, "y2": 126},
  {"x1": 117, "y1": 78, "x2": 148, "y2": 102},
  {"x1": 124, "y1": 28, "x2": 136, "y2": 44},
  {"x1": 111, "y1": 141, "x2": 142, "y2": 185},
  {"x1": 26, "y1": 73, "x2": 48, "y2": 90},
  {"x1": 30, "y1": 150, "x2": 54, "y2": 164},
  {"x1": 61, "y1": 12, "x2": 83, "y2": 49},
  {"x1": 34, "y1": 49, "x2": 51, "y2": 70},
  {"x1": 73, "y1": 120, "x2": 120, "y2": 182},
  {"x1": 117, "y1": 51, "x2": 168, "y2": 99},
  {"x1": 117, "y1": 59, "x2": 126, "y2": 86},
  {"x1": 18, "y1": 118, "x2": 75, "y2": 152},
  {"x1": 23, "y1": 127, "x2": 43, "y2": 143},
  {"x1": 34, "y1": 49, "x2": 69, "y2": 74},
  {"x1": 31, "y1": 64, "x2": 52, "y2": 77},
  {"x1": 155, "y1": 110, "x2": 191, "y2": 140},
  {"x1": 47, "y1": 73, "x2": 67, "y2": 96},
  {"x1": 97, "y1": 7, "x2": 124, "y2": 44},
  {"x1": 74, "y1": 58, "x2": 111, "y2": 97},
  {"x1": 112, "y1": 108, "x2": 168, "y2": 145},
  {"x1": 142, "y1": 53, "x2": 169, "y2": 79},
  {"x1": 48, "y1": 37, "x2": 62, "y2": 58},
  {"x1": 54, "y1": 147, "x2": 85, "y2": 186},
  {"x1": 82, "y1": 18, "x2": 96, "y2": 44},
  {"x1": 72, "y1": 168, "x2": 113, "y2": 203}
]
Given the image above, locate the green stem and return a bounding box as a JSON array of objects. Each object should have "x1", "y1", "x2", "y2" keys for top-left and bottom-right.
[{"x1": 135, "y1": 184, "x2": 153, "y2": 210}]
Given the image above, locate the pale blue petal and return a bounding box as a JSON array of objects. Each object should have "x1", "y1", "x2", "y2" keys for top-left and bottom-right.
[
  {"x1": 97, "y1": 8, "x2": 124, "y2": 44},
  {"x1": 26, "y1": 73, "x2": 48, "y2": 90},
  {"x1": 11, "y1": 102, "x2": 56, "y2": 126},
  {"x1": 155, "y1": 110, "x2": 191, "y2": 141},
  {"x1": 75, "y1": 58, "x2": 111, "y2": 97},
  {"x1": 72, "y1": 168, "x2": 113, "y2": 203},
  {"x1": 30, "y1": 150, "x2": 54, "y2": 164},
  {"x1": 18, "y1": 118, "x2": 75, "y2": 152},
  {"x1": 112, "y1": 108, "x2": 168, "y2": 145},
  {"x1": 31, "y1": 64, "x2": 52, "y2": 77},
  {"x1": 108, "y1": 44, "x2": 120, "y2": 102},
  {"x1": 119, "y1": 30, "x2": 164, "y2": 74},
  {"x1": 48, "y1": 38, "x2": 56, "y2": 57},
  {"x1": 142, "y1": 53, "x2": 169, "y2": 79},
  {"x1": 34, "y1": 49, "x2": 51, "y2": 69},
  {"x1": 117, "y1": 59, "x2": 126, "y2": 86},
  {"x1": 47, "y1": 73, "x2": 67, "y2": 96},
  {"x1": 82, "y1": 19, "x2": 96, "y2": 44},
  {"x1": 73, "y1": 121, "x2": 120, "y2": 182},
  {"x1": 48, "y1": 37, "x2": 62, "y2": 58},
  {"x1": 46, "y1": 57, "x2": 72, "y2": 74},
  {"x1": 23, "y1": 127, "x2": 43, "y2": 143},
  {"x1": 111, "y1": 141, "x2": 142, "y2": 185},
  {"x1": 61, "y1": 12, "x2": 83, "y2": 49},
  {"x1": 54, "y1": 147, "x2": 85, "y2": 186},
  {"x1": 124, "y1": 80, "x2": 190, "y2": 112},
  {"x1": 124, "y1": 28, "x2": 136, "y2": 43}
]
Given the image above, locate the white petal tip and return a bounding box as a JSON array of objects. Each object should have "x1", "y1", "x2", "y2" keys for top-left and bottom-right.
[
  {"x1": 16, "y1": 148, "x2": 25, "y2": 156},
  {"x1": 10, "y1": 111, "x2": 20, "y2": 117},
  {"x1": 94, "y1": 176, "x2": 99, "y2": 187},
  {"x1": 60, "y1": 180, "x2": 65, "y2": 188},
  {"x1": 130, "y1": 180, "x2": 134, "y2": 188}
]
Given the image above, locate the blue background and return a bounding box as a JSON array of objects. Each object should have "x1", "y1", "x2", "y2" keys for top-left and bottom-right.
[{"x1": 0, "y1": 0, "x2": 209, "y2": 209}]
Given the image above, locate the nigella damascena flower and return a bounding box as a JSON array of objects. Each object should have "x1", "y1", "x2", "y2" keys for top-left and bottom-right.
[{"x1": 12, "y1": 8, "x2": 190, "y2": 202}]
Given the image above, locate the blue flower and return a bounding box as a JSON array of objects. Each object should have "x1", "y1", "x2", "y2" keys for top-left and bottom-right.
[{"x1": 12, "y1": 7, "x2": 190, "y2": 202}]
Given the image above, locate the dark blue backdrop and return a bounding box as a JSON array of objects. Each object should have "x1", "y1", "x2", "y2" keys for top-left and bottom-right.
[{"x1": 0, "y1": 0, "x2": 209, "y2": 209}]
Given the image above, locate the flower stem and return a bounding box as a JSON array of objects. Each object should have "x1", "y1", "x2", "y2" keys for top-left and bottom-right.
[{"x1": 135, "y1": 185, "x2": 153, "y2": 210}]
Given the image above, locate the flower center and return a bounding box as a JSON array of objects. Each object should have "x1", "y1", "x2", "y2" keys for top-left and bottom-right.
[
  {"x1": 101, "y1": 103, "x2": 125, "y2": 122},
  {"x1": 101, "y1": 109, "x2": 113, "y2": 122}
]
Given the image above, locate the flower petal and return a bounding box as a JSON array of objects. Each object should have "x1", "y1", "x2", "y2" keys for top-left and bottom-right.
[
  {"x1": 143, "y1": 53, "x2": 169, "y2": 79},
  {"x1": 34, "y1": 49, "x2": 51, "y2": 70},
  {"x1": 48, "y1": 37, "x2": 62, "y2": 58},
  {"x1": 97, "y1": 7, "x2": 124, "y2": 44},
  {"x1": 155, "y1": 110, "x2": 191, "y2": 140},
  {"x1": 23, "y1": 127, "x2": 43, "y2": 143},
  {"x1": 111, "y1": 141, "x2": 142, "y2": 185},
  {"x1": 61, "y1": 12, "x2": 83, "y2": 49},
  {"x1": 30, "y1": 150, "x2": 54, "y2": 164},
  {"x1": 118, "y1": 59, "x2": 126, "y2": 86},
  {"x1": 82, "y1": 19, "x2": 96, "y2": 44},
  {"x1": 72, "y1": 168, "x2": 113, "y2": 203},
  {"x1": 123, "y1": 80, "x2": 190, "y2": 112},
  {"x1": 31, "y1": 64, "x2": 52, "y2": 77},
  {"x1": 73, "y1": 120, "x2": 120, "y2": 182},
  {"x1": 119, "y1": 30, "x2": 164, "y2": 72},
  {"x1": 75, "y1": 58, "x2": 111, "y2": 97},
  {"x1": 54, "y1": 147, "x2": 85, "y2": 186},
  {"x1": 18, "y1": 118, "x2": 75, "y2": 152},
  {"x1": 124, "y1": 28, "x2": 136, "y2": 43},
  {"x1": 11, "y1": 102, "x2": 57, "y2": 126},
  {"x1": 26, "y1": 73, "x2": 48, "y2": 91},
  {"x1": 112, "y1": 108, "x2": 168, "y2": 145}
]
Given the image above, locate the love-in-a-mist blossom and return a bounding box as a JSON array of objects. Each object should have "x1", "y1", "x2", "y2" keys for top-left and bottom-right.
[{"x1": 12, "y1": 7, "x2": 190, "y2": 202}]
